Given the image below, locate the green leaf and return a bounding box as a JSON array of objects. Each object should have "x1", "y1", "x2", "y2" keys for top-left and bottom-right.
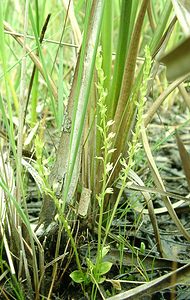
[
  {"x1": 98, "y1": 277, "x2": 106, "y2": 284},
  {"x1": 140, "y1": 241, "x2": 146, "y2": 254},
  {"x1": 70, "y1": 270, "x2": 85, "y2": 283},
  {"x1": 98, "y1": 261, "x2": 112, "y2": 275}
]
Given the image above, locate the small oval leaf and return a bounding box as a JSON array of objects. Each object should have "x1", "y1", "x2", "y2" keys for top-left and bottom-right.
[
  {"x1": 99, "y1": 261, "x2": 112, "y2": 275},
  {"x1": 70, "y1": 270, "x2": 85, "y2": 283}
]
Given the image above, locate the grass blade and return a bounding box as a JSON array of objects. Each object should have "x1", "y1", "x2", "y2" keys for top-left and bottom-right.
[
  {"x1": 176, "y1": 131, "x2": 190, "y2": 190},
  {"x1": 141, "y1": 125, "x2": 190, "y2": 241}
]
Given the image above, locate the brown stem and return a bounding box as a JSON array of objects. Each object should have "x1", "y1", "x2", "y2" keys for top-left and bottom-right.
[{"x1": 112, "y1": 0, "x2": 150, "y2": 174}]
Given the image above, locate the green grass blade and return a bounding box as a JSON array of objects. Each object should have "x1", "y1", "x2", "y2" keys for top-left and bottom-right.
[
  {"x1": 28, "y1": 4, "x2": 58, "y2": 124},
  {"x1": 101, "y1": 0, "x2": 113, "y2": 91}
]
